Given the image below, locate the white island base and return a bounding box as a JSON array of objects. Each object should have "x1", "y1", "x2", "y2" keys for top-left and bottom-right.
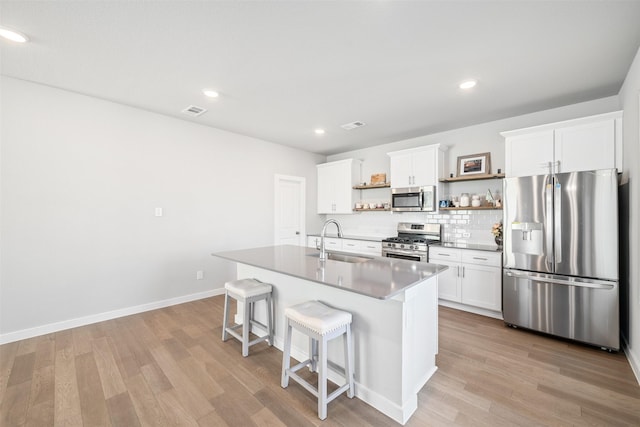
[{"x1": 235, "y1": 263, "x2": 439, "y2": 425}]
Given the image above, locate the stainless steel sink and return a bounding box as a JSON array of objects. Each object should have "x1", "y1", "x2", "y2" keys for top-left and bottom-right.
[{"x1": 307, "y1": 252, "x2": 372, "y2": 263}]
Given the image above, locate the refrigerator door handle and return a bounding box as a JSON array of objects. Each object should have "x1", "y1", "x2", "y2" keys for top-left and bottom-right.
[
  {"x1": 544, "y1": 176, "x2": 554, "y2": 270},
  {"x1": 504, "y1": 269, "x2": 615, "y2": 290},
  {"x1": 554, "y1": 181, "x2": 562, "y2": 264}
]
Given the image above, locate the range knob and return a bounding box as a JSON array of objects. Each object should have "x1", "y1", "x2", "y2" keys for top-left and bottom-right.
[{"x1": 400, "y1": 244, "x2": 405, "y2": 249}]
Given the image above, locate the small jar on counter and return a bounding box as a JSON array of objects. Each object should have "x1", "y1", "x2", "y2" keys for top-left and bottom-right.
[{"x1": 460, "y1": 193, "x2": 470, "y2": 207}]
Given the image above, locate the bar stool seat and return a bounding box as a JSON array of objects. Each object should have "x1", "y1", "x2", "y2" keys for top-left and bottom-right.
[
  {"x1": 281, "y1": 301, "x2": 354, "y2": 420},
  {"x1": 222, "y1": 278, "x2": 273, "y2": 357}
]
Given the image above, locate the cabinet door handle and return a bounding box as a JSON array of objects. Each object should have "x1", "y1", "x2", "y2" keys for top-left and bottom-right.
[
  {"x1": 462, "y1": 266, "x2": 465, "y2": 278},
  {"x1": 436, "y1": 253, "x2": 451, "y2": 256},
  {"x1": 472, "y1": 257, "x2": 488, "y2": 261}
]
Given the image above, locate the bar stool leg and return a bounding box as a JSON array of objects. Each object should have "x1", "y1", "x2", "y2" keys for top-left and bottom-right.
[
  {"x1": 281, "y1": 320, "x2": 292, "y2": 388},
  {"x1": 345, "y1": 324, "x2": 354, "y2": 398},
  {"x1": 266, "y1": 293, "x2": 273, "y2": 346},
  {"x1": 317, "y1": 336, "x2": 328, "y2": 420},
  {"x1": 242, "y1": 300, "x2": 251, "y2": 357},
  {"x1": 309, "y1": 337, "x2": 318, "y2": 372},
  {"x1": 222, "y1": 292, "x2": 230, "y2": 341}
]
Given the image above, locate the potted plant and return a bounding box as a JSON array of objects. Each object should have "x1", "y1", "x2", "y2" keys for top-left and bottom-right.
[{"x1": 491, "y1": 221, "x2": 503, "y2": 246}]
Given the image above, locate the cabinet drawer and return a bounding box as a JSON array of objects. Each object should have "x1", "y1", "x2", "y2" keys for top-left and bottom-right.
[
  {"x1": 341, "y1": 239, "x2": 382, "y2": 256},
  {"x1": 342, "y1": 240, "x2": 360, "y2": 252},
  {"x1": 359, "y1": 241, "x2": 382, "y2": 256},
  {"x1": 324, "y1": 238, "x2": 343, "y2": 250},
  {"x1": 429, "y1": 247, "x2": 461, "y2": 262},
  {"x1": 461, "y1": 250, "x2": 501, "y2": 267}
]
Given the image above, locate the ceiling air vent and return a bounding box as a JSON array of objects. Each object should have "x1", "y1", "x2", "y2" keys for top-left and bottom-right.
[
  {"x1": 181, "y1": 105, "x2": 207, "y2": 117},
  {"x1": 340, "y1": 121, "x2": 365, "y2": 130}
]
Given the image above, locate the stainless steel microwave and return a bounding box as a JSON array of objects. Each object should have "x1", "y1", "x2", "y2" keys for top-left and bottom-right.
[{"x1": 391, "y1": 186, "x2": 436, "y2": 212}]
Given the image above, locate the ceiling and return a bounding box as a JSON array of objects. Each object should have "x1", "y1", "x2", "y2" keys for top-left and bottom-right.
[{"x1": 2, "y1": 1, "x2": 640, "y2": 155}]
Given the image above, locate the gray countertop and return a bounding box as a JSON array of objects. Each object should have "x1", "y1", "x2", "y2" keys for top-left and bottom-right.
[
  {"x1": 212, "y1": 245, "x2": 448, "y2": 300},
  {"x1": 435, "y1": 242, "x2": 503, "y2": 252},
  {"x1": 307, "y1": 233, "x2": 384, "y2": 242}
]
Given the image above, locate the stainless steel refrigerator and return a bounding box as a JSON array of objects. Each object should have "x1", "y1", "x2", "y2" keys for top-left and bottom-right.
[{"x1": 503, "y1": 168, "x2": 619, "y2": 350}]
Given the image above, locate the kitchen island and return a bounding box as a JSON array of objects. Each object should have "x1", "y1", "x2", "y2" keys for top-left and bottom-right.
[{"x1": 213, "y1": 245, "x2": 447, "y2": 424}]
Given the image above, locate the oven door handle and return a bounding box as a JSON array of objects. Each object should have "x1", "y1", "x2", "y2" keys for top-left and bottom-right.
[{"x1": 383, "y1": 248, "x2": 427, "y2": 260}]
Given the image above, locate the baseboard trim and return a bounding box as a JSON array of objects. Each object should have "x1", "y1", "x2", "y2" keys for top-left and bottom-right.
[
  {"x1": 622, "y1": 334, "x2": 640, "y2": 385},
  {"x1": 0, "y1": 288, "x2": 225, "y2": 345},
  {"x1": 438, "y1": 299, "x2": 503, "y2": 320}
]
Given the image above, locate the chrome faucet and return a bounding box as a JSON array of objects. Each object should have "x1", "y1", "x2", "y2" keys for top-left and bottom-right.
[{"x1": 319, "y1": 219, "x2": 343, "y2": 261}]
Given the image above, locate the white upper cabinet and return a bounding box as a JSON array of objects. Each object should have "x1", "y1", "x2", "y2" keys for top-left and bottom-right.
[
  {"x1": 316, "y1": 159, "x2": 361, "y2": 214},
  {"x1": 502, "y1": 111, "x2": 622, "y2": 177},
  {"x1": 504, "y1": 130, "x2": 554, "y2": 177},
  {"x1": 387, "y1": 144, "x2": 445, "y2": 188},
  {"x1": 554, "y1": 119, "x2": 616, "y2": 173},
  {"x1": 389, "y1": 151, "x2": 414, "y2": 187}
]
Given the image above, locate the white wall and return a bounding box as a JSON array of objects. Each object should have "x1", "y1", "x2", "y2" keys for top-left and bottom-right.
[
  {"x1": 619, "y1": 46, "x2": 640, "y2": 382},
  {"x1": 325, "y1": 96, "x2": 620, "y2": 244},
  {"x1": 0, "y1": 77, "x2": 325, "y2": 342}
]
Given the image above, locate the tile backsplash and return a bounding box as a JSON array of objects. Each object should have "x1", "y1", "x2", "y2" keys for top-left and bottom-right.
[
  {"x1": 329, "y1": 209, "x2": 503, "y2": 246},
  {"x1": 429, "y1": 210, "x2": 502, "y2": 245}
]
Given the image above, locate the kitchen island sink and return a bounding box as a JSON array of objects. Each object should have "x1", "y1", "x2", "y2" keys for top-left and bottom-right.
[{"x1": 306, "y1": 251, "x2": 372, "y2": 263}]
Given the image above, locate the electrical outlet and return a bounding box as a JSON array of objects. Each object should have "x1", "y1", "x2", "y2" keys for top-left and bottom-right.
[
  {"x1": 462, "y1": 232, "x2": 471, "y2": 238},
  {"x1": 196, "y1": 270, "x2": 204, "y2": 280}
]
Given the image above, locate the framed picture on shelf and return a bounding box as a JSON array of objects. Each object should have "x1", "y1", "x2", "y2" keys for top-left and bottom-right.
[{"x1": 457, "y1": 152, "x2": 491, "y2": 176}]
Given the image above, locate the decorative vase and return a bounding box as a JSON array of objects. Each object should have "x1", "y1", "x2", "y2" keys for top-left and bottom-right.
[{"x1": 495, "y1": 236, "x2": 503, "y2": 246}]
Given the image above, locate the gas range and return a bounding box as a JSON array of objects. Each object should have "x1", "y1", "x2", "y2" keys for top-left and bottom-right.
[{"x1": 382, "y1": 223, "x2": 442, "y2": 262}]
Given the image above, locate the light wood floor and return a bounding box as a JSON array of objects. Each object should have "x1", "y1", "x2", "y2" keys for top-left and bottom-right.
[{"x1": 1, "y1": 296, "x2": 639, "y2": 426}]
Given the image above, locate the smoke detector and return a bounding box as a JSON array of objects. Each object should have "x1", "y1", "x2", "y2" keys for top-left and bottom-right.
[
  {"x1": 181, "y1": 105, "x2": 207, "y2": 117},
  {"x1": 340, "y1": 121, "x2": 365, "y2": 130}
]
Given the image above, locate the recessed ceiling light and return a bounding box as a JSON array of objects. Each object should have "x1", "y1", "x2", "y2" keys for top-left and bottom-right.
[
  {"x1": 203, "y1": 89, "x2": 219, "y2": 98},
  {"x1": 459, "y1": 79, "x2": 477, "y2": 90},
  {"x1": 0, "y1": 27, "x2": 29, "y2": 43},
  {"x1": 315, "y1": 129, "x2": 325, "y2": 135}
]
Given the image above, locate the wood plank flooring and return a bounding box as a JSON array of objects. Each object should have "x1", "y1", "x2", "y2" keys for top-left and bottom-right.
[{"x1": 1, "y1": 297, "x2": 639, "y2": 426}]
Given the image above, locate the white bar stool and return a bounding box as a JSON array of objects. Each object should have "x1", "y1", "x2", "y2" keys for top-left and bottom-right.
[
  {"x1": 222, "y1": 278, "x2": 273, "y2": 357},
  {"x1": 281, "y1": 300, "x2": 354, "y2": 420}
]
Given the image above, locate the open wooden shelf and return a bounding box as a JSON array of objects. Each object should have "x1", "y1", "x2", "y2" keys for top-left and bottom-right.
[
  {"x1": 353, "y1": 183, "x2": 391, "y2": 190},
  {"x1": 440, "y1": 206, "x2": 502, "y2": 211},
  {"x1": 439, "y1": 173, "x2": 505, "y2": 183}
]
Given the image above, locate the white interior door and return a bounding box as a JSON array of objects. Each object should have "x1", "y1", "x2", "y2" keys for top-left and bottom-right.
[{"x1": 274, "y1": 175, "x2": 305, "y2": 245}]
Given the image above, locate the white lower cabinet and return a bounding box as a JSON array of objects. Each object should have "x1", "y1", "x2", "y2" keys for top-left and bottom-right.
[
  {"x1": 307, "y1": 236, "x2": 341, "y2": 250},
  {"x1": 306, "y1": 236, "x2": 382, "y2": 257},
  {"x1": 350, "y1": 240, "x2": 382, "y2": 256},
  {"x1": 430, "y1": 247, "x2": 502, "y2": 316},
  {"x1": 429, "y1": 249, "x2": 461, "y2": 301},
  {"x1": 307, "y1": 236, "x2": 319, "y2": 249}
]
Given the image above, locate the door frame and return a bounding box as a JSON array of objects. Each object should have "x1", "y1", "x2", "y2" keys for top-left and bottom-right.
[{"x1": 274, "y1": 174, "x2": 306, "y2": 246}]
